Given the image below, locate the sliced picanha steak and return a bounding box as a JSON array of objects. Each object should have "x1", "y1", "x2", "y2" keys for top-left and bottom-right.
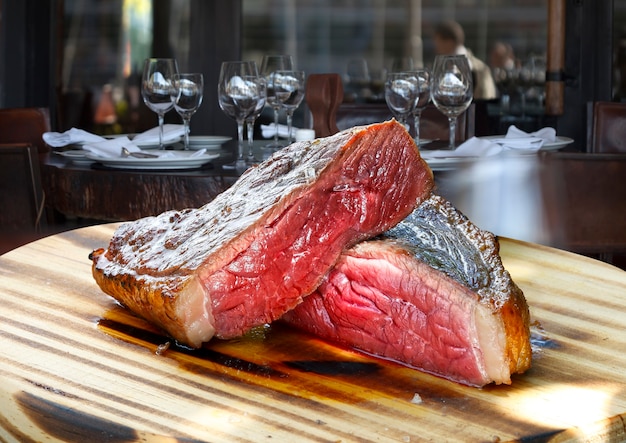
[
  {"x1": 91, "y1": 120, "x2": 434, "y2": 348},
  {"x1": 282, "y1": 194, "x2": 532, "y2": 387}
]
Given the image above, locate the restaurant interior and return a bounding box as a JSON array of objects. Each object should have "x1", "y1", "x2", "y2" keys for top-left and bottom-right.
[
  {"x1": 0, "y1": 0, "x2": 626, "y2": 266},
  {"x1": 0, "y1": 0, "x2": 625, "y2": 269},
  {"x1": 3, "y1": 2, "x2": 626, "y2": 441}
]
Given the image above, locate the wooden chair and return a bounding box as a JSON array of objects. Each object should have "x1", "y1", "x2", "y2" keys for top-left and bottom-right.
[
  {"x1": 306, "y1": 73, "x2": 344, "y2": 138},
  {"x1": 0, "y1": 143, "x2": 47, "y2": 254},
  {"x1": 540, "y1": 151, "x2": 626, "y2": 265},
  {"x1": 588, "y1": 101, "x2": 626, "y2": 153},
  {"x1": 0, "y1": 107, "x2": 52, "y2": 153}
]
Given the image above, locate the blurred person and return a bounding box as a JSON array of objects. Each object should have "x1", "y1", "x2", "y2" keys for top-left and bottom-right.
[
  {"x1": 489, "y1": 41, "x2": 518, "y2": 100},
  {"x1": 433, "y1": 20, "x2": 497, "y2": 100},
  {"x1": 489, "y1": 41, "x2": 517, "y2": 70}
]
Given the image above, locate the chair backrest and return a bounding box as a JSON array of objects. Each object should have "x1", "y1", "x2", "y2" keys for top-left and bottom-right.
[
  {"x1": 589, "y1": 101, "x2": 626, "y2": 153},
  {"x1": 306, "y1": 73, "x2": 344, "y2": 138},
  {"x1": 0, "y1": 143, "x2": 46, "y2": 254},
  {"x1": 540, "y1": 151, "x2": 626, "y2": 263},
  {"x1": 335, "y1": 102, "x2": 475, "y2": 142},
  {"x1": 0, "y1": 107, "x2": 52, "y2": 153}
]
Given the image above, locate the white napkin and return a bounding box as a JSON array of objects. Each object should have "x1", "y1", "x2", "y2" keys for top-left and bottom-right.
[
  {"x1": 261, "y1": 123, "x2": 298, "y2": 139},
  {"x1": 479, "y1": 125, "x2": 557, "y2": 152},
  {"x1": 191, "y1": 148, "x2": 207, "y2": 157},
  {"x1": 421, "y1": 137, "x2": 503, "y2": 159},
  {"x1": 133, "y1": 124, "x2": 185, "y2": 144},
  {"x1": 506, "y1": 125, "x2": 557, "y2": 143},
  {"x1": 43, "y1": 128, "x2": 107, "y2": 147},
  {"x1": 82, "y1": 137, "x2": 141, "y2": 158}
]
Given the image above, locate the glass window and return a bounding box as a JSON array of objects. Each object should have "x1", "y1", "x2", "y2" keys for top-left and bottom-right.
[
  {"x1": 242, "y1": 1, "x2": 547, "y2": 78},
  {"x1": 242, "y1": 0, "x2": 548, "y2": 132}
]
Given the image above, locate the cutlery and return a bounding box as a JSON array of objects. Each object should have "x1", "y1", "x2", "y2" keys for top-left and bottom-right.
[{"x1": 121, "y1": 147, "x2": 158, "y2": 158}]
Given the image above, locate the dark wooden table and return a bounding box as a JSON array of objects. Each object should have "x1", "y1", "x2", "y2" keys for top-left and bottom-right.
[{"x1": 40, "y1": 142, "x2": 257, "y2": 222}]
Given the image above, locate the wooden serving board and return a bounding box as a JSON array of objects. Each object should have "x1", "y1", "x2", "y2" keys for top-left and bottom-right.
[{"x1": 0, "y1": 224, "x2": 625, "y2": 442}]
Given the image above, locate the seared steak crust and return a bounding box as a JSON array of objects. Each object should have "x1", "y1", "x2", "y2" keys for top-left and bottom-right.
[{"x1": 92, "y1": 121, "x2": 434, "y2": 347}]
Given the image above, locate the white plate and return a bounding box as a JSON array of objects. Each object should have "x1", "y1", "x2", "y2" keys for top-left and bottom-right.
[
  {"x1": 86, "y1": 151, "x2": 220, "y2": 170},
  {"x1": 422, "y1": 156, "x2": 475, "y2": 172},
  {"x1": 105, "y1": 134, "x2": 183, "y2": 149},
  {"x1": 55, "y1": 150, "x2": 96, "y2": 165},
  {"x1": 481, "y1": 135, "x2": 574, "y2": 151},
  {"x1": 187, "y1": 135, "x2": 232, "y2": 149}
]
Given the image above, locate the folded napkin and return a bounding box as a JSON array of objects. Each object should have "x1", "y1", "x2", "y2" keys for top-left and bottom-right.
[
  {"x1": 421, "y1": 137, "x2": 503, "y2": 159},
  {"x1": 133, "y1": 124, "x2": 185, "y2": 144},
  {"x1": 479, "y1": 125, "x2": 558, "y2": 152},
  {"x1": 506, "y1": 125, "x2": 557, "y2": 143},
  {"x1": 43, "y1": 128, "x2": 107, "y2": 147},
  {"x1": 82, "y1": 136, "x2": 141, "y2": 158},
  {"x1": 261, "y1": 123, "x2": 298, "y2": 139}
]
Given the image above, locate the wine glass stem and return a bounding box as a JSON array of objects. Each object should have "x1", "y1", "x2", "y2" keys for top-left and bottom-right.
[
  {"x1": 414, "y1": 111, "x2": 421, "y2": 144},
  {"x1": 272, "y1": 107, "x2": 280, "y2": 144},
  {"x1": 183, "y1": 117, "x2": 191, "y2": 150},
  {"x1": 448, "y1": 116, "x2": 457, "y2": 149},
  {"x1": 285, "y1": 111, "x2": 293, "y2": 143},
  {"x1": 236, "y1": 120, "x2": 245, "y2": 161},
  {"x1": 246, "y1": 119, "x2": 255, "y2": 158},
  {"x1": 158, "y1": 113, "x2": 165, "y2": 149}
]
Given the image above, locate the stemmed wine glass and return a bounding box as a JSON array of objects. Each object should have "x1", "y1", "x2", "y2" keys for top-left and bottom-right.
[
  {"x1": 260, "y1": 55, "x2": 294, "y2": 149},
  {"x1": 410, "y1": 68, "x2": 431, "y2": 146},
  {"x1": 431, "y1": 55, "x2": 473, "y2": 150},
  {"x1": 171, "y1": 73, "x2": 203, "y2": 150},
  {"x1": 346, "y1": 58, "x2": 371, "y2": 101},
  {"x1": 218, "y1": 61, "x2": 262, "y2": 170},
  {"x1": 244, "y1": 76, "x2": 266, "y2": 163},
  {"x1": 384, "y1": 71, "x2": 418, "y2": 128},
  {"x1": 142, "y1": 58, "x2": 179, "y2": 149},
  {"x1": 271, "y1": 70, "x2": 305, "y2": 143}
]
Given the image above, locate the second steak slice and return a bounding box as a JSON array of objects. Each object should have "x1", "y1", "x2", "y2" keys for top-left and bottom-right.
[
  {"x1": 91, "y1": 120, "x2": 434, "y2": 348},
  {"x1": 282, "y1": 195, "x2": 532, "y2": 387}
]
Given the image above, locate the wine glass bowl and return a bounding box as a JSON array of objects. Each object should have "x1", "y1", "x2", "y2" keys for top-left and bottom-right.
[
  {"x1": 431, "y1": 55, "x2": 473, "y2": 149},
  {"x1": 218, "y1": 61, "x2": 262, "y2": 170},
  {"x1": 346, "y1": 58, "x2": 371, "y2": 101},
  {"x1": 271, "y1": 70, "x2": 305, "y2": 143},
  {"x1": 384, "y1": 71, "x2": 419, "y2": 127},
  {"x1": 171, "y1": 73, "x2": 203, "y2": 150},
  {"x1": 141, "y1": 58, "x2": 179, "y2": 149},
  {"x1": 260, "y1": 55, "x2": 294, "y2": 149}
]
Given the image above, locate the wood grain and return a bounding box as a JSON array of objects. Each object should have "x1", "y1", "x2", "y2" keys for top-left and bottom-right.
[{"x1": 0, "y1": 224, "x2": 625, "y2": 442}]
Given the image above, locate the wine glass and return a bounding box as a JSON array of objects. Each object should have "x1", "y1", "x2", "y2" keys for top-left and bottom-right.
[
  {"x1": 431, "y1": 55, "x2": 473, "y2": 150},
  {"x1": 141, "y1": 58, "x2": 179, "y2": 149},
  {"x1": 391, "y1": 57, "x2": 415, "y2": 72},
  {"x1": 271, "y1": 70, "x2": 306, "y2": 143},
  {"x1": 260, "y1": 55, "x2": 294, "y2": 149},
  {"x1": 384, "y1": 71, "x2": 418, "y2": 128},
  {"x1": 346, "y1": 58, "x2": 371, "y2": 101},
  {"x1": 244, "y1": 76, "x2": 266, "y2": 163},
  {"x1": 218, "y1": 61, "x2": 262, "y2": 170},
  {"x1": 171, "y1": 73, "x2": 203, "y2": 150},
  {"x1": 410, "y1": 68, "x2": 431, "y2": 145}
]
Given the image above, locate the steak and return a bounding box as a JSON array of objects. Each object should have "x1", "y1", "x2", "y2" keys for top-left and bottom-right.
[
  {"x1": 91, "y1": 120, "x2": 434, "y2": 348},
  {"x1": 282, "y1": 195, "x2": 532, "y2": 387}
]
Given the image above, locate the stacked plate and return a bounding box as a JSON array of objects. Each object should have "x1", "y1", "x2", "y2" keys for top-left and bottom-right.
[{"x1": 185, "y1": 136, "x2": 232, "y2": 150}]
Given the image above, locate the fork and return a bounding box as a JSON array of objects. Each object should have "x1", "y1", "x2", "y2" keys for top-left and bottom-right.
[{"x1": 121, "y1": 147, "x2": 158, "y2": 158}]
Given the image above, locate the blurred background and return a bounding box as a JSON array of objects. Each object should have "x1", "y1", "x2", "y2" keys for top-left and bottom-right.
[{"x1": 0, "y1": 0, "x2": 624, "y2": 145}]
